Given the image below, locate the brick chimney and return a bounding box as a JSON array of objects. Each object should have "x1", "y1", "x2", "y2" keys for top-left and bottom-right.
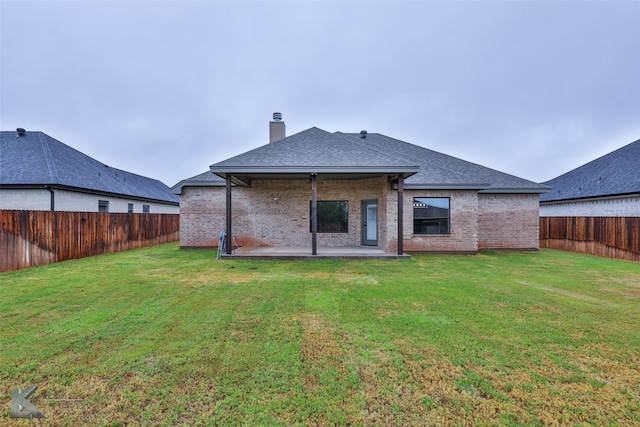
[{"x1": 269, "y1": 112, "x2": 285, "y2": 143}]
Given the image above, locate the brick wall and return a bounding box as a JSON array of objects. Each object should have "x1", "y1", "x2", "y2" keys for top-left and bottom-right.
[
  {"x1": 178, "y1": 180, "x2": 540, "y2": 252},
  {"x1": 179, "y1": 186, "x2": 226, "y2": 247},
  {"x1": 178, "y1": 177, "x2": 391, "y2": 249},
  {"x1": 478, "y1": 193, "x2": 540, "y2": 249},
  {"x1": 390, "y1": 190, "x2": 479, "y2": 253}
]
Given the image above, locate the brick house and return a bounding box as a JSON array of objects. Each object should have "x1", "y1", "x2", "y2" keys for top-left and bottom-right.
[
  {"x1": 540, "y1": 138, "x2": 640, "y2": 217},
  {"x1": 0, "y1": 129, "x2": 179, "y2": 213},
  {"x1": 172, "y1": 115, "x2": 549, "y2": 255}
]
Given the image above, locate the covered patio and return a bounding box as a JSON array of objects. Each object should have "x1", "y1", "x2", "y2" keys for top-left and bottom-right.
[{"x1": 209, "y1": 128, "x2": 420, "y2": 258}]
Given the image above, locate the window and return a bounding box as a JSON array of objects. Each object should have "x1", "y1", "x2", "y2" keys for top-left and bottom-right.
[
  {"x1": 128, "y1": 203, "x2": 134, "y2": 213},
  {"x1": 143, "y1": 205, "x2": 150, "y2": 213},
  {"x1": 413, "y1": 197, "x2": 449, "y2": 234},
  {"x1": 310, "y1": 201, "x2": 348, "y2": 233},
  {"x1": 98, "y1": 200, "x2": 109, "y2": 213}
]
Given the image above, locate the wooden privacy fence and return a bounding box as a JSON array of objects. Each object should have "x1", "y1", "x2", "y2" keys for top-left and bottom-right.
[
  {"x1": 1, "y1": 210, "x2": 180, "y2": 272},
  {"x1": 540, "y1": 216, "x2": 640, "y2": 262}
]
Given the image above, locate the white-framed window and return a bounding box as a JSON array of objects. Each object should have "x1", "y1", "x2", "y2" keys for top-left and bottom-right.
[{"x1": 98, "y1": 200, "x2": 109, "y2": 213}]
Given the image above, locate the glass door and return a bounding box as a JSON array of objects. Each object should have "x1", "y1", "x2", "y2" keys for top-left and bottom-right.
[{"x1": 362, "y1": 200, "x2": 378, "y2": 246}]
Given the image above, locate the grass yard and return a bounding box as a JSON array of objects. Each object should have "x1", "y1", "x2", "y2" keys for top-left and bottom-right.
[{"x1": 1, "y1": 244, "x2": 639, "y2": 426}]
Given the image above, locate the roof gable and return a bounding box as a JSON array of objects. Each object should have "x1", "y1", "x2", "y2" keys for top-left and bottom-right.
[
  {"x1": 210, "y1": 127, "x2": 420, "y2": 184},
  {"x1": 540, "y1": 138, "x2": 640, "y2": 202},
  {"x1": 212, "y1": 127, "x2": 418, "y2": 169},
  {"x1": 0, "y1": 131, "x2": 178, "y2": 204}
]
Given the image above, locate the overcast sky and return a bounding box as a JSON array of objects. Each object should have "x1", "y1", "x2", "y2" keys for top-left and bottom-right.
[{"x1": 2, "y1": 1, "x2": 639, "y2": 188}]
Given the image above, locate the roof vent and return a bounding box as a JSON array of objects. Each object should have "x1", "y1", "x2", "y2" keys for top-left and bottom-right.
[
  {"x1": 273, "y1": 112, "x2": 282, "y2": 121},
  {"x1": 360, "y1": 130, "x2": 367, "y2": 139},
  {"x1": 17, "y1": 128, "x2": 26, "y2": 136}
]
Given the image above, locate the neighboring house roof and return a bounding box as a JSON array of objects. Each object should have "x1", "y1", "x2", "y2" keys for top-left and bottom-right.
[
  {"x1": 0, "y1": 130, "x2": 179, "y2": 204},
  {"x1": 540, "y1": 138, "x2": 640, "y2": 203}
]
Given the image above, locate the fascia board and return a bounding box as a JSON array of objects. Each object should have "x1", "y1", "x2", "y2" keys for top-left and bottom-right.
[
  {"x1": 3, "y1": 184, "x2": 180, "y2": 205},
  {"x1": 56, "y1": 185, "x2": 179, "y2": 205},
  {"x1": 401, "y1": 183, "x2": 490, "y2": 190},
  {"x1": 0, "y1": 183, "x2": 50, "y2": 189},
  {"x1": 479, "y1": 187, "x2": 551, "y2": 194},
  {"x1": 540, "y1": 192, "x2": 640, "y2": 205},
  {"x1": 210, "y1": 166, "x2": 420, "y2": 179},
  {"x1": 210, "y1": 166, "x2": 419, "y2": 174}
]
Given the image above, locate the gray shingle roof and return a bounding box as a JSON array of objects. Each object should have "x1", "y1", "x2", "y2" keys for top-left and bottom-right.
[
  {"x1": 0, "y1": 130, "x2": 179, "y2": 204},
  {"x1": 211, "y1": 127, "x2": 419, "y2": 171},
  {"x1": 170, "y1": 170, "x2": 226, "y2": 195},
  {"x1": 176, "y1": 126, "x2": 548, "y2": 193},
  {"x1": 207, "y1": 127, "x2": 421, "y2": 187},
  {"x1": 339, "y1": 132, "x2": 549, "y2": 192},
  {"x1": 540, "y1": 138, "x2": 640, "y2": 202}
]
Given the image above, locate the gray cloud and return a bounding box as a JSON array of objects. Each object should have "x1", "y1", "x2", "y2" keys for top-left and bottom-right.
[{"x1": 2, "y1": 1, "x2": 639, "y2": 186}]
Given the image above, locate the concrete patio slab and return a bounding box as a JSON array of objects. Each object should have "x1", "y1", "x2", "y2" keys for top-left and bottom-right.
[{"x1": 222, "y1": 246, "x2": 410, "y2": 260}]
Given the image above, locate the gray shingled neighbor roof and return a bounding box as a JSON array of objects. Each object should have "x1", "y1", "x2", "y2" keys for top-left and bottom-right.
[
  {"x1": 0, "y1": 130, "x2": 179, "y2": 204},
  {"x1": 198, "y1": 126, "x2": 547, "y2": 193},
  {"x1": 540, "y1": 138, "x2": 640, "y2": 202}
]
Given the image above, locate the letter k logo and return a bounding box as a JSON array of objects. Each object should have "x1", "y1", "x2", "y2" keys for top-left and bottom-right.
[{"x1": 10, "y1": 385, "x2": 46, "y2": 419}]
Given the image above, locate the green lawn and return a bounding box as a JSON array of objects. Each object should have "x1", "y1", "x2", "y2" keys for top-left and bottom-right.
[{"x1": 1, "y1": 244, "x2": 639, "y2": 426}]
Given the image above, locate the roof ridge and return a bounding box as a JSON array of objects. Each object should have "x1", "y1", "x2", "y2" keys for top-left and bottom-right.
[
  {"x1": 338, "y1": 132, "x2": 484, "y2": 184},
  {"x1": 374, "y1": 133, "x2": 548, "y2": 186},
  {"x1": 42, "y1": 131, "x2": 169, "y2": 184},
  {"x1": 540, "y1": 138, "x2": 639, "y2": 201},
  {"x1": 38, "y1": 132, "x2": 60, "y2": 183},
  {"x1": 333, "y1": 132, "x2": 418, "y2": 168},
  {"x1": 542, "y1": 138, "x2": 640, "y2": 185}
]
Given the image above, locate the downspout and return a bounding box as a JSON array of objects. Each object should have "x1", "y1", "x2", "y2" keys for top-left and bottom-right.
[
  {"x1": 397, "y1": 176, "x2": 404, "y2": 255},
  {"x1": 225, "y1": 175, "x2": 232, "y2": 255},
  {"x1": 311, "y1": 173, "x2": 317, "y2": 255},
  {"x1": 46, "y1": 186, "x2": 55, "y2": 211}
]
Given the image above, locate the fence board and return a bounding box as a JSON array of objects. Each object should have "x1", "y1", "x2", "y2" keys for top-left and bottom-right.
[
  {"x1": 0, "y1": 210, "x2": 179, "y2": 272},
  {"x1": 540, "y1": 216, "x2": 640, "y2": 262}
]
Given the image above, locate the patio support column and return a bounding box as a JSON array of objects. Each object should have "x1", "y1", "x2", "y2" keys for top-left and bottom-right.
[
  {"x1": 311, "y1": 173, "x2": 317, "y2": 255},
  {"x1": 226, "y1": 175, "x2": 232, "y2": 255},
  {"x1": 397, "y1": 175, "x2": 404, "y2": 255}
]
